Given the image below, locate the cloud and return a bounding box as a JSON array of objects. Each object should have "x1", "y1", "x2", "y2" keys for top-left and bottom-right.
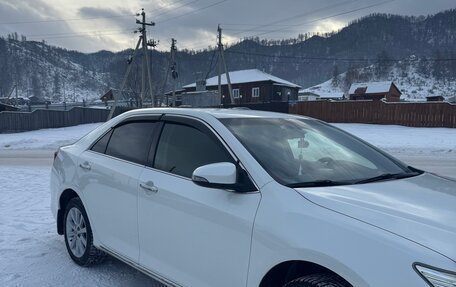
[{"x1": 0, "y1": 0, "x2": 454, "y2": 53}]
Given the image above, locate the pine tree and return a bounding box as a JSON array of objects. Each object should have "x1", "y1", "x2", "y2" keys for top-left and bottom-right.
[
  {"x1": 375, "y1": 50, "x2": 392, "y2": 78},
  {"x1": 53, "y1": 73, "x2": 61, "y2": 102},
  {"x1": 331, "y1": 65, "x2": 340, "y2": 87}
]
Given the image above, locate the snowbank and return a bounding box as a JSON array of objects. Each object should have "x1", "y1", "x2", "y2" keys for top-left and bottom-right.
[
  {"x1": 333, "y1": 123, "x2": 456, "y2": 155},
  {"x1": 0, "y1": 123, "x2": 102, "y2": 150},
  {"x1": 1, "y1": 122, "x2": 455, "y2": 157}
]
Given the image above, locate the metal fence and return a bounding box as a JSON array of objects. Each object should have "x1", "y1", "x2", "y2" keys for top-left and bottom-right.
[
  {"x1": 289, "y1": 101, "x2": 456, "y2": 128},
  {"x1": 0, "y1": 107, "x2": 128, "y2": 133}
]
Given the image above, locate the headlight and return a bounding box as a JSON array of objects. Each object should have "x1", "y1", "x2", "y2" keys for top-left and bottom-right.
[{"x1": 414, "y1": 264, "x2": 456, "y2": 287}]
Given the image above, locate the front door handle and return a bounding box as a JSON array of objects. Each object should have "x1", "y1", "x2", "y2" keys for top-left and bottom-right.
[
  {"x1": 140, "y1": 181, "x2": 158, "y2": 194},
  {"x1": 79, "y1": 161, "x2": 91, "y2": 171}
]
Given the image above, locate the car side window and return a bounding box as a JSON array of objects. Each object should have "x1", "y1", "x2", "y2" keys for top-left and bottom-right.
[
  {"x1": 105, "y1": 121, "x2": 158, "y2": 165},
  {"x1": 90, "y1": 130, "x2": 113, "y2": 154},
  {"x1": 154, "y1": 123, "x2": 233, "y2": 178}
]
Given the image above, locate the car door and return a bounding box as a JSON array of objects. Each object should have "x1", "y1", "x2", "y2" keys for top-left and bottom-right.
[
  {"x1": 138, "y1": 115, "x2": 261, "y2": 287},
  {"x1": 78, "y1": 117, "x2": 161, "y2": 263}
]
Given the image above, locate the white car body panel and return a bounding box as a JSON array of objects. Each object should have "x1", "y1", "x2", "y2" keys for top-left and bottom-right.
[
  {"x1": 78, "y1": 151, "x2": 142, "y2": 262},
  {"x1": 246, "y1": 181, "x2": 456, "y2": 287},
  {"x1": 50, "y1": 108, "x2": 456, "y2": 287},
  {"x1": 138, "y1": 166, "x2": 261, "y2": 287},
  {"x1": 296, "y1": 173, "x2": 456, "y2": 263}
]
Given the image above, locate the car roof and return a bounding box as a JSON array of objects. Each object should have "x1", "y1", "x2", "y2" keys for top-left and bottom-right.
[{"x1": 120, "y1": 107, "x2": 312, "y2": 120}]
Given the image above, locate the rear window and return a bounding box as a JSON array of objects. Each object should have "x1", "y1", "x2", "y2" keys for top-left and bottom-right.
[{"x1": 104, "y1": 121, "x2": 158, "y2": 165}]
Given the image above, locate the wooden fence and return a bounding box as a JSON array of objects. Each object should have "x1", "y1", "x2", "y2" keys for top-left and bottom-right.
[
  {"x1": 2, "y1": 102, "x2": 455, "y2": 132},
  {"x1": 0, "y1": 107, "x2": 127, "y2": 133},
  {"x1": 289, "y1": 101, "x2": 456, "y2": 128}
]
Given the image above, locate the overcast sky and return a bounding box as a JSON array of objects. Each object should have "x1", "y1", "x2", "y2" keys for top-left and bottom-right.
[{"x1": 0, "y1": 0, "x2": 454, "y2": 53}]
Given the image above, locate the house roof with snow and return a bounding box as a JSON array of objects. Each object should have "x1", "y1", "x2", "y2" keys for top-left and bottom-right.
[
  {"x1": 299, "y1": 87, "x2": 344, "y2": 99},
  {"x1": 183, "y1": 69, "x2": 301, "y2": 89},
  {"x1": 349, "y1": 81, "x2": 401, "y2": 95}
]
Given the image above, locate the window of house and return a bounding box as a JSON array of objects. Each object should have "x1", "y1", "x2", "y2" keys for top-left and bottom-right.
[
  {"x1": 104, "y1": 121, "x2": 158, "y2": 165},
  {"x1": 232, "y1": 89, "x2": 240, "y2": 99},
  {"x1": 154, "y1": 123, "x2": 233, "y2": 178},
  {"x1": 252, "y1": 87, "x2": 260, "y2": 97}
]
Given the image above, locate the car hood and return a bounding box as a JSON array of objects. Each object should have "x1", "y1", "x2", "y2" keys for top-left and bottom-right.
[{"x1": 295, "y1": 173, "x2": 456, "y2": 262}]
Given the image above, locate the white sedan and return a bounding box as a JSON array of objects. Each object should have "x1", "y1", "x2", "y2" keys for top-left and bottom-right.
[{"x1": 51, "y1": 108, "x2": 456, "y2": 287}]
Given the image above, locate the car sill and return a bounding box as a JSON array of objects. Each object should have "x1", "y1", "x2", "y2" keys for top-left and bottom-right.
[{"x1": 98, "y1": 245, "x2": 181, "y2": 287}]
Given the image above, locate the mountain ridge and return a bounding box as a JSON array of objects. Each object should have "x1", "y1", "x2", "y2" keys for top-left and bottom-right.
[{"x1": 0, "y1": 9, "x2": 455, "y2": 102}]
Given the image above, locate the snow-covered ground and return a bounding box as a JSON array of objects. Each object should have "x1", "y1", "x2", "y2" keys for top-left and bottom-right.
[
  {"x1": 0, "y1": 123, "x2": 101, "y2": 150},
  {"x1": 333, "y1": 123, "x2": 456, "y2": 155},
  {"x1": 301, "y1": 60, "x2": 456, "y2": 101},
  {"x1": 0, "y1": 123, "x2": 455, "y2": 287},
  {"x1": 1, "y1": 122, "x2": 455, "y2": 156}
]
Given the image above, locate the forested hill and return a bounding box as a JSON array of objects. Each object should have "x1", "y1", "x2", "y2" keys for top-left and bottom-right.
[{"x1": 0, "y1": 9, "x2": 455, "y2": 102}]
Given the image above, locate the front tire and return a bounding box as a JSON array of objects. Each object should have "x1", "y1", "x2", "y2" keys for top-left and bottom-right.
[
  {"x1": 284, "y1": 273, "x2": 350, "y2": 287},
  {"x1": 64, "y1": 197, "x2": 105, "y2": 266}
]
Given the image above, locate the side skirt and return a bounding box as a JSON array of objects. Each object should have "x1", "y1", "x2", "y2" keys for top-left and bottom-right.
[{"x1": 98, "y1": 245, "x2": 182, "y2": 287}]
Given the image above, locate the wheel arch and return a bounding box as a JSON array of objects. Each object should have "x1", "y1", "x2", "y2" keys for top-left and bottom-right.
[
  {"x1": 259, "y1": 260, "x2": 352, "y2": 287},
  {"x1": 57, "y1": 189, "x2": 80, "y2": 235}
]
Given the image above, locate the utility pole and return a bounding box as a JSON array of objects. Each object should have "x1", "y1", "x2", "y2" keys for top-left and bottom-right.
[
  {"x1": 136, "y1": 8, "x2": 155, "y2": 107},
  {"x1": 170, "y1": 38, "x2": 178, "y2": 106},
  {"x1": 160, "y1": 38, "x2": 178, "y2": 106},
  {"x1": 108, "y1": 8, "x2": 156, "y2": 119},
  {"x1": 217, "y1": 25, "x2": 234, "y2": 105}
]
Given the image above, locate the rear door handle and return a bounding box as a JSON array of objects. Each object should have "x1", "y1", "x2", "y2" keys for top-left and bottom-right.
[
  {"x1": 140, "y1": 181, "x2": 158, "y2": 194},
  {"x1": 79, "y1": 161, "x2": 91, "y2": 170}
]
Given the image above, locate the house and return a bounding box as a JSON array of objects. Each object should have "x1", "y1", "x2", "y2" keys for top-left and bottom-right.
[
  {"x1": 349, "y1": 81, "x2": 401, "y2": 102},
  {"x1": 426, "y1": 95, "x2": 445, "y2": 102},
  {"x1": 298, "y1": 91, "x2": 319, "y2": 101},
  {"x1": 298, "y1": 89, "x2": 344, "y2": 101},
  {"x1": 100, "y1": 90, "x2": 115, "y2": 102},
  {"x1": 163, "y1": 90, "x2": 220, "y2": 107},
  {"x1": 0, "y1": 103, "x2": 19, "y2": 112},
  {"x1": 181, "y1": 69, "x2": 301, "y2": 105}
]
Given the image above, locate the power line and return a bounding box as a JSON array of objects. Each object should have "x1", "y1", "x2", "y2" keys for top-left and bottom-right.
[
  {"x1": 26, "y1": 30, "x2": 134, "y2": 40},
  {"x1": 205, "y1": 48, "x2": 218, "y2": 79},
  {"x1": 25, "y1": 28, "x2": 133, "y2": 38},
  {"x1": 153, "y1": 0, "x2": 202, "y2": 20},
  {"x1": 225, "y1": 50, "x2": 456, "y2": 63},
  {"x1": 248, "y1": 0, "x2": 395, "y2": 39},
  {"x1": 151, "y1": 0, "x2": 194, "y2": 15},
  {"x1": 228, "y1": 0, "x2": 360, "y2": 37},
  {"x1": 0, "y1": 14, "x2": 136, "y2": 25},
  {"x1": 157, "y1": 0, "x2": 229, "y2": 24}
]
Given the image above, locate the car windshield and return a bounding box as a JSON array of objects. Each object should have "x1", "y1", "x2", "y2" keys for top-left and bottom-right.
[{"x1": 221, "y1": 117, "x2": 417, "y2": 187}]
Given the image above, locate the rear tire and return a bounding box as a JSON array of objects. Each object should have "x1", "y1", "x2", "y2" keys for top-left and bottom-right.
[
  {"x1": 63, "y1": 197, "x2": 105, "y2": 266},
  {"x1": 284, "y1": 273, "x2": 350, "y2": 287}
]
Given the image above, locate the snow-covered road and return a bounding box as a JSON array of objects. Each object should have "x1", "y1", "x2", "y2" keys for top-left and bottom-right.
[
  {"x1": 0, "y1": 123, "x2": 455, "y2": 286},
  {"x1": 0, "y1": 165, "x2": 162, "y2": 287}
]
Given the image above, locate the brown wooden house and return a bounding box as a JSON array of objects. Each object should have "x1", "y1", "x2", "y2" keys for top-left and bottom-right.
[
  {"x1": 349, "y1": 81, "x2": 401, "y2": 102},
  {"x1": 426, "y1": 95, "x2": 445, "y2": 102},
  {"x1": 181, "y1": 69, "x2": 301, "y2": 106},
  {"x1": 0, "y1": 103, "x2": 19, "y2": 112},
  {"x1": 100, "y1": 90, "x2": 115, "y2": 102}
]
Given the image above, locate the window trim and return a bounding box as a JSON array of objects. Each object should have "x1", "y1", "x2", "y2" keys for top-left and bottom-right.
[
  {"x1": 105, "y1": 120, "x2": 160, "y2": 165},
  {"x1": 150, "y1": 116, "x2": 235, "y2": 176},
  {"x1": 89, "y1": 128, "x2": 113, "y2": 154},
  {"x1": 252, "y1": 87, "x2": 260, "y2": 98},
  {"x1": 147, "y1": 114, "x2": 259, "y2": 192},
  {"x1": 232, "y1": 88, "x2": 240, "y2": 99},
  {"x1": 88, "y1": 116, "x2": 162, "y2": 166},
  {"x1": 88, "y1": 114, "x2": 163, "y2": 154}
]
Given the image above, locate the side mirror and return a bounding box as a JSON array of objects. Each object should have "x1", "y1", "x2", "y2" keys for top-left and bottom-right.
[{"x1": 192, "y1": 162, "x2": 237, "y2": 189}]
